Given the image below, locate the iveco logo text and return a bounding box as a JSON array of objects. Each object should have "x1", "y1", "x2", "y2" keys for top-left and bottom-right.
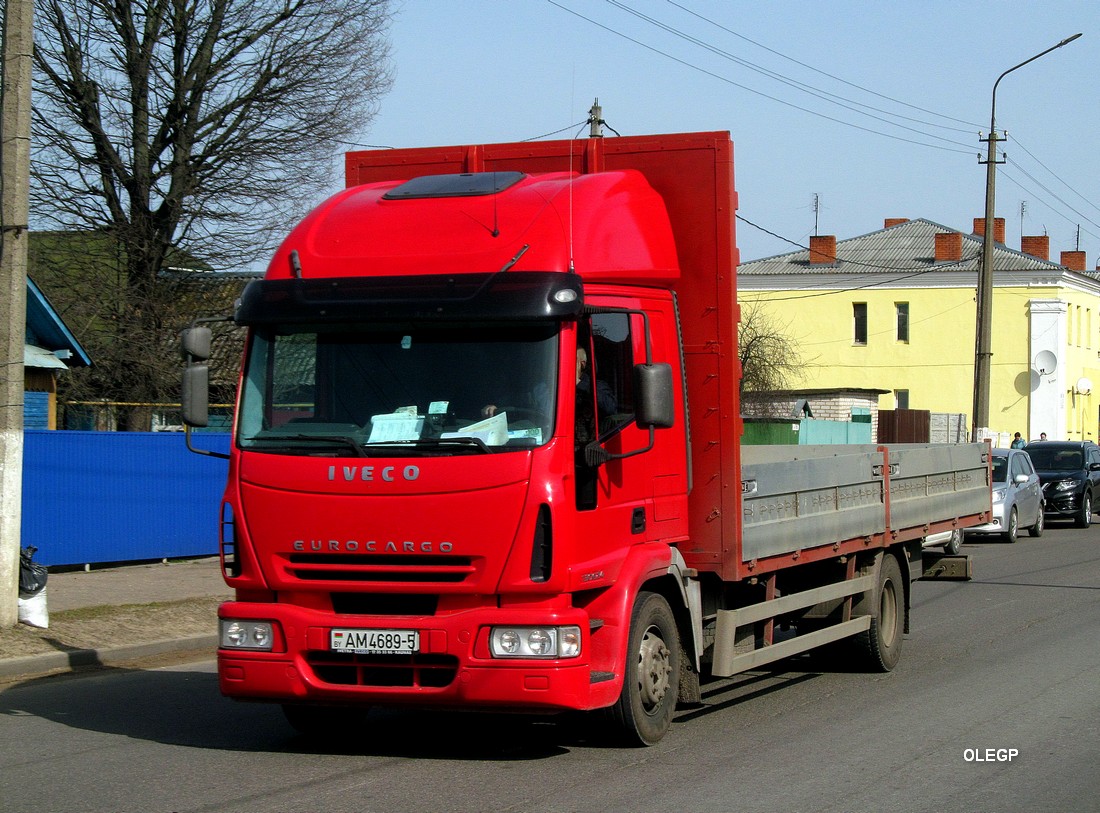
[
  {"x1": 328, "y1": 465, "x2": 420, "y2": 482},
  {"x1": 293, "y1": 539, "x2": 453, "y2": 553}
]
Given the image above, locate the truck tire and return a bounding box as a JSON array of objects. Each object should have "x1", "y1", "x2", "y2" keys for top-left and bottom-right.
[
  {"x1": 607, "y1": 591, "x2": 680, "y2": 746},
  {"x1": 853, "y1": 554, "x2": 904, "y2": 672},
  {"x1": 1075, "y1": 492, "x2": 1092, "y2": 529}
]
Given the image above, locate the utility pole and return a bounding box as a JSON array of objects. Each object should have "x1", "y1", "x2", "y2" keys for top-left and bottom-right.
[
  {"x1": 0, "y1": 0, "x2": 34, "y2": 627},
  {"x1": 588, "y1": 98, "x2": 603, "y2": 138},
  {"x1": 972, "y1": 32, "x2": 1081, "y2": 441}
]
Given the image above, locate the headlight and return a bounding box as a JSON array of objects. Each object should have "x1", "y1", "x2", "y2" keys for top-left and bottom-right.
[
  {"x1": 1055, "y1": 480, "x2": 1079, "y2": 492},
  {"x1": 992, "y1": 489, "x2": 1006, "y2": 504},
  {"x1": 489, "y1": 626, "x2": 582, "y2": 659},
  {"x1": 220, "y1": 619, "x2": 275, "y2": 651}
]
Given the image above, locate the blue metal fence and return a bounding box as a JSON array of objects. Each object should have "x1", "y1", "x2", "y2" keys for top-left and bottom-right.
[{"x1": 21, "y1": 430, "x2": 231, "y2": 567}]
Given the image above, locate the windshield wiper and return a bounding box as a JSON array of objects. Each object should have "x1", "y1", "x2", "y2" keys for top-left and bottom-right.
[
  {"x1": 365, "y1": 436, "x2": 493, "y2": 454},
  {"x1": 251, "y1": 434, "x2": 367, "y2": 457}
]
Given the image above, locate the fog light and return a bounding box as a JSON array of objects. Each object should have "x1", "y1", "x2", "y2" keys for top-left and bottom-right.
[{"x1": 220, "y1": 619, "x2": 275, "y2": 651}]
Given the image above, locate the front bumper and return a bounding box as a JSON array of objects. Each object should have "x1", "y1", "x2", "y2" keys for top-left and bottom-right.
[
  {"x1": 217, "y1": 601, "x2": 602, "y2": 712},
  {"x1": 966, "y1": 498, "x2": 1007, "y2": 534},
  {"x1": 1043, "y1": 487, "x2": 1085, "y2": 515}
]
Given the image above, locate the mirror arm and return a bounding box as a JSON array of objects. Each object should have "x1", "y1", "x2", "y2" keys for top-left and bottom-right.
[
  {"x1": 584, "y1": 428, "x2": 655, "y2": 466},
  {"x1": 185, "y1": 425, "x2": 230, "y2": 460}
]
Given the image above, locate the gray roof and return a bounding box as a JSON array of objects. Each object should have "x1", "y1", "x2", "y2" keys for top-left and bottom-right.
[{"x1": 738, "y1": 218, "x2": 1072, "y2": 276}]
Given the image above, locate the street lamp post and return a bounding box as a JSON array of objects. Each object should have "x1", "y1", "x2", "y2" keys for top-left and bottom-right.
[{"x1": 972, "y1": 32, "x2": 1082, "y2": 441}]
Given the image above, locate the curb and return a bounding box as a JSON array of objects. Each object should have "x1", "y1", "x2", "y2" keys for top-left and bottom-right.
[{"x1": 0, "y1": 634, "x2": 218, "y2": 683}]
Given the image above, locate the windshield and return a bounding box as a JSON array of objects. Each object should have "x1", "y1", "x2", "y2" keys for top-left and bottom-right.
[
  {"x1": 237, "y1": 323, "x2": 559, "y2": 456},
  {"x1": 1025, "y1": 447, "x2": 1082, "y2": 471},
  {"x1": 991, "y1": 456, "x2": 1008, "y2": 483}
]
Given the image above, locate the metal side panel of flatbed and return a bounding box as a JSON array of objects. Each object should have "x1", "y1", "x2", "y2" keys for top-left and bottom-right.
[
  {"x1": 883, "y1": 443, "x2": 990, "y2": 539},
  {"x1": 739, "y1": 443, "x2": 990, "y2": 562}
]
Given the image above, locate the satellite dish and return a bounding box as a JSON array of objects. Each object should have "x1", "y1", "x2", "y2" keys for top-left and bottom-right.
[
  {"x1": 1034, "y1": 350, "x2": 1059, "y2": 375},
  {"x1": 1076, "y1": 377, "x2": 1093, "y2": 396}
]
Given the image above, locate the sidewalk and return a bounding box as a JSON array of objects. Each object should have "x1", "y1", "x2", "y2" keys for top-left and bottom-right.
[{"x1": 0, "y1": 557, "x2": 233, "y2": 683}]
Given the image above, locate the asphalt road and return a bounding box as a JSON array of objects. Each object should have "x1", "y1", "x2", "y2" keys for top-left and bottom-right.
[{"x1": 1, "y1": 521, "x2": 1097, "y2": 813}]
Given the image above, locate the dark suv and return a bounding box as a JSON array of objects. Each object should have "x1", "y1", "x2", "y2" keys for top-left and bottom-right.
[{"x1": 1023, "y1": 440, "x2": 1100, "y2": 528}]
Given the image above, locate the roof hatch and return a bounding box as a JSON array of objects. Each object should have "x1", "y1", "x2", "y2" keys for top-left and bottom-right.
[{"x1": 382, "y1": 171, "x2": 526, "y2": 200}]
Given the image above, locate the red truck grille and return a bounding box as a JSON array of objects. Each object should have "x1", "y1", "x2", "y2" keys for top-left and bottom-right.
[
  {"x1": 305, "y1": 651, "x2": 458, "y2": 688},
  {"x1": 286, "y1": 553, "x2": 477, "y2": 585}
]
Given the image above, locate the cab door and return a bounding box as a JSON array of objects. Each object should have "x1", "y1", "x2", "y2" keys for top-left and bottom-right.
[{"x1": 570, "y1": 298, "x2": 688, "y2": 573}]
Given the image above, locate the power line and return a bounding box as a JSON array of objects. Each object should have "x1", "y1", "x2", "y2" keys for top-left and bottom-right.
[
  {"x1": 1001, "y1": 163, "x2": 1100, "y2": 243},
  {"x1": 607, "y1": 0, "x2": 979, "y2": 141},
  {"x1": 735, "y1": 213, "x2": 986, "y2": 301},
  {"x1": 546, "y1": 0, "x2": 975, "y2": 155},
  {"x1": 664, "y1": 0, "x2": 983, "y2": 131},
  {"x1": 1010, "y1": 135, "x2": 1100, "y2": 223}
]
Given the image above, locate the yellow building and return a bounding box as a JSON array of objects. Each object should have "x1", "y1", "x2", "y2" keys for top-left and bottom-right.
[{"x1": 737, "y1": 218, "x2": 1100, "y2": 443}]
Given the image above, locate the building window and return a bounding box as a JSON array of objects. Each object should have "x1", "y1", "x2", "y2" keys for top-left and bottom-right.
[
  {"x1": 896, "y1": 302, "x2": 909, "y2": 343},
  {"x1": 853, "y1": 303, "x2": 867, "y2": 345},
  {"x1": 895, "y1": 389, "x2": 909, "y2": 410}
]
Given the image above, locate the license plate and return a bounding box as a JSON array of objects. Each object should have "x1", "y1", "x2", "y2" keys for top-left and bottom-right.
[{"x1": 330, "y1": 628, "x2": 420, "y2": 654}]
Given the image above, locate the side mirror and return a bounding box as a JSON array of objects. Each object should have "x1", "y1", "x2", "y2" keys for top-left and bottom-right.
[
  {"x1": 182, "y1": 364, "x2": 210, "y2": 427},
  {"x1": 634, "y1": 363, "x2": 674, "y2": 429},
  {"x1": 181, "y1": 326, "x2": 212, "y2": 361}
]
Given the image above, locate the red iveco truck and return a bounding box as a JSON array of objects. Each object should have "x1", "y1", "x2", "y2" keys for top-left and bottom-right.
[{"x1": 182, "y1": 130, "x2": 990, "y2": 745}]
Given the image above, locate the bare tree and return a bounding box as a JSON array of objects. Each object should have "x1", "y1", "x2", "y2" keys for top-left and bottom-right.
[
  {"x1": 29, "y1": 0, "x2": 393, "y2": 427},
  {"x1": 738, "y1": 300, "x2": 807, "y2": 417}
]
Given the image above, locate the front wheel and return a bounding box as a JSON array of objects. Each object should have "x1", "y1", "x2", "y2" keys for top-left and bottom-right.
[
  {"x1": 607, "y1": 591, "x2": 681, "y2": 746},
  {"x1": 942, "y1": 529, "x2": 963, "y2": 555},
  {"x1": 1075, "y1": 492, "x2": 1093, "y2": 529},
  {"x1": 1004, "y1": 507, "x2": 1019, "y2": 543}
]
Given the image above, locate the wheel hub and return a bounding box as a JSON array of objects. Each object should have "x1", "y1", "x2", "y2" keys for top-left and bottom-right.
[{"x1": 637, "y1": 626, "x2": 672, "y2": 710}]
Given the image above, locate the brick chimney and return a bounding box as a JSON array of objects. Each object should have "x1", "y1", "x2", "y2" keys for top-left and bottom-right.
[
  {"x1": 934, "y1": 231, "x2": 963, "y2": 262},
  {"x1": 972, "y1": 217, "x2": 1006, "y2": 245},
  {"x1": 1061, "y1": 250, "x2": 1086, "y2": 272},
  {"x1": 884, "y1": 218, "x2": 908, "y2": 228},
  {"x1": 809, "y1": 234, "x2": 836, "y2": 265},
  {"x1": 1021, "y1": 235, "x2": 1050, "y2": 261}
]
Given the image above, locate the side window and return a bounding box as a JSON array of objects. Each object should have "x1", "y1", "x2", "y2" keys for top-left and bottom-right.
[
  {"x1": 1010, "y1": 455, "x2": 1025, "y2": 480},
  {"x1": 575, "y1": 312, "x2": 636, "y2": 512},
  {"x1": 1019, "y1": 456, "x2": 1034, "y2": 476},
  {"x1": 590, "y1": 312, "x2": 635, "y2": 439}
]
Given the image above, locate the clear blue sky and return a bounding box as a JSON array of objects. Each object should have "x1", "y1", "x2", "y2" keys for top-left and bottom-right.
[{"x1": 358, "y1": 0, "x2": 1100, "y2": 266}]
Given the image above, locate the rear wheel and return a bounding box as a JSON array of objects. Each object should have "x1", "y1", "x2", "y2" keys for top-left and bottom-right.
[
  {"x1": 1028, "y1": 505, "x2": 1045, "y2": 537},
  {"x1": 1004, "y1": 507, "x2": 1019, "y2": 543},
  {"x1": 607, "y1": 591, "x2": 681, "y2": 746},
  {"x1": 853, "y1": 554, "x2": 904, "y2": 672},
  {"x1": 1075, "y1": 492, "x2": 1092, "y2": 529}
]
